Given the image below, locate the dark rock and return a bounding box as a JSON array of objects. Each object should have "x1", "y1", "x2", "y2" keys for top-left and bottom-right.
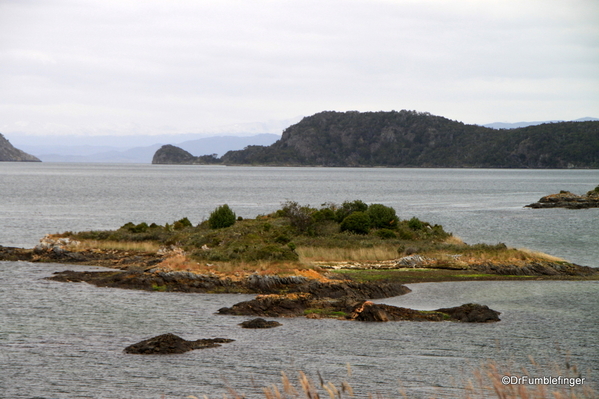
[
  {"x1": 239, "y1": 318, "x2": 282, "y2": 328},
  {"x1": 526, "y1": 190, "x2": 599, "y2": 209},
  {"x1": 219, "y1": 294, "x2": 500, "y2": 323},
  {"x1": 124, "y1": 333, "x2": 234, "y2": 354},
  {"x1": 350, "y1": 301, "x2": 446, "y2": 322},
  {"x1": 218, "y1": 293, "x2": 314, "y2": 317},
  {"x1": 435, "y1": 303, "x2": 501, "y2": 322}
]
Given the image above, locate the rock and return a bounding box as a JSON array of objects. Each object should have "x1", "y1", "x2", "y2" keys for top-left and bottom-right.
[
  {"x1": 525, "y1": 190, "x2": 599, "y2": 209},
  {"x1": 219, "y1": 294, "x2": 501, "y2": 323},
  {"x1": 239, "y1": 318, "x2": 282, "y2": 328},
  {"x1": 124, "y1": 333, "x2": 234, "y2": 354},
  {"x1": 349, "y1": 301, "x2": 446, "y2": 322},
  {"x1": 218, "y1": 293, "x2": 314, "y2": 317},
  {"x1": 435, "y1": 303, "x2": 501, "y2": 322}
]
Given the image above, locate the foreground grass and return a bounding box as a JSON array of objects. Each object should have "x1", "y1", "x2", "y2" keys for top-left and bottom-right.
[{"x1": 190, "y1": 361, "x2": 595, "y2": 399}]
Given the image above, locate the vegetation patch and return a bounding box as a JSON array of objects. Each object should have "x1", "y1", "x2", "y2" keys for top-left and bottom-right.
[{"x1": 57, "y1": 200, "x2": 596, "y2": 281}]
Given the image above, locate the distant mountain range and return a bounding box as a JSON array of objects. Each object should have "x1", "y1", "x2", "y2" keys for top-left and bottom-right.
[
  {"x1": 482, "y1": 117, "x2": 598, "y2": 129},
  {"x1": 7, "y1": 117, "x2": 300, "y2": 163},
  {"x1": 3, "y1": 115, "x2": 597, "y2": 164},
  {"x1": 154, "y1": 111, "x2": 599, "y2": 168},
  {"x1": 16, "y1": 134, "x2": 280, "y2": 163}
]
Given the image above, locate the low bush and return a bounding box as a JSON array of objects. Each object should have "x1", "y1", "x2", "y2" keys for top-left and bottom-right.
[
  {"x1": 208, "y1": 204, "x2": 236, "y2": 229},
  {"x1": 340, "y1": 211, "x2": 371, "y2": 235},
  {"x1": 367, "y1": 204, "x2": 399, "y2": 229},
  {"x1": 376, "y1": 229, "x2": 397, "y2": 239},
  {"x1": 335, "y1": 200, "x2": 368, "y2": 222}
]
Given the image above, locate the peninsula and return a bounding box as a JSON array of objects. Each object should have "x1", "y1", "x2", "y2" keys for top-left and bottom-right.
[
  {"x1": 0, "y1": 133, "x2": 41, "y2": 162},
  {"x1": 152, "y1": 110, "x2": 599, "y2": 168},
  {"x1": 526, "y1": 185, "x2": 599, "y2": 209}
]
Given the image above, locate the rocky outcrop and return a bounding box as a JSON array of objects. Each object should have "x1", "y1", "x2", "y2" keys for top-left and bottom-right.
[
  {"x1": 218, "y1": 293, "x2": 500, "y2": 323},
  {"x1": 468, "y1": 261, "x2": 598, "y2": 276},
  {"x1": 124, "y1": 333, "x2": 234, "y2": 354},
  {"x1": 239, "y1": 318, "x2": 282, "y2": 328},
  {"x1": 0, "y1": 133, "x2": 41, "y2": 162},
  {"x1": 151, "y1": 144, "x2": 221, "y2": 165},
  {"x1": 152, "y1": 144, "x2": 199, "y2": 164},
  {"x1": 46, "y1": 268, "x2": 412, "y2": 297},
  {"x1": 525, "y1": 189, "x2": 599, "y2": 209},
  {"x1": 434, "y1": 303, "x2": 501, "y2": 323}
]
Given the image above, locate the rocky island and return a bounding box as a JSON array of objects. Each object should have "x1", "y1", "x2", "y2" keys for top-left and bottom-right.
[
  {"x1": 526, "y1": 185, "x2": 599, "y2": 209},
  {"x1": 2, "y1": 200, "x2": 597, "y2": 324},
  {"x1": 0, "y1": 133, "x2": 41, "y2": 162}
]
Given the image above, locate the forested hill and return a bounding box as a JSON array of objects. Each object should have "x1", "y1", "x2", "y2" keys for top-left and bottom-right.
[{"x1": 218, "y1": 111, "x2": 598, "y2": 168}]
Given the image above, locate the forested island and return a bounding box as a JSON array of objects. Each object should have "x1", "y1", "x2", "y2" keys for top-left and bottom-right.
[{"x1": 153, "y1": 110, "x2": 599, "y2": 168}]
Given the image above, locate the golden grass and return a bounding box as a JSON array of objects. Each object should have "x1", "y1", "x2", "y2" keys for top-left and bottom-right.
[
  {"x1": 296, "y1": 246, "x2": 399, "y2": 263},
  {"x1": 68, "y1": 239, "x2": 161, "y2": 253},
  {"x1": 189, "y1": 361, "x2": 595, "y2": 399},
  {"x1": 156, "y1": 254, "x2": 318, "y2": 279}
]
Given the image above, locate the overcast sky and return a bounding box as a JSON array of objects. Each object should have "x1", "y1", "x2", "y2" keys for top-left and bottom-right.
[{"x1": 1, "y1": 0, "x2": 598, "y2": 137}]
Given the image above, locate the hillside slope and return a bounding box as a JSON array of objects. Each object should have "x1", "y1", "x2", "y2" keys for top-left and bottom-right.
[
  {"x1": 0, "y1": 133, "x2": 41, "y2": 162},
  {"x1": 219, "y1": 111, "x2": 599, "y2": 168}
]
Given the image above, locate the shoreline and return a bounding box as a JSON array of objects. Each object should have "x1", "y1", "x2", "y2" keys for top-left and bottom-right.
[{"x1": 3, "y1": 243, "x2": 597, "y2": 324}]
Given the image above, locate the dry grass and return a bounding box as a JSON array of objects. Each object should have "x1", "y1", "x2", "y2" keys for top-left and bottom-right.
[
  {"x1": 296, "y1": 246, "x2": 399, "y2": 263},
  {"x1": 68, "y1": 239, "x2": 161, "y2": 253},
  {"x1": 189, "y1": 361, "x2": 595, "y2": 399},
  {"x1": 157, "y1": 254, "x2": 317, "y2": 278},
  {"x1": 516, "y1": 248, "x2": 566, "y2": 263}
]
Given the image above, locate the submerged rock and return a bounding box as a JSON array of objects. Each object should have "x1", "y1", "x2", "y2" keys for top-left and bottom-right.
[
  {"x1": 124, "y1": 333, "x2": 234, "y2": 355},
  {"x1": 239, "y1": 318, "x2": 282, "y2": 328}
]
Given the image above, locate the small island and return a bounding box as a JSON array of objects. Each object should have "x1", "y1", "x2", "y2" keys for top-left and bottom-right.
[
  {"x1": 526, "y1": 185, "x2": 599, "y2": 209},
  {"x1": 2, "y1": 201, "x2": 596, "y2": 322}
]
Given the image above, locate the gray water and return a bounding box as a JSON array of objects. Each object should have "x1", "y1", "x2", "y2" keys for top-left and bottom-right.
[
  {"x1": 1, "y1": 163, "x2": 598, "y2": 266},
  {"x1": 1, "y1": 163, "x2": 598, "y2": 397}
]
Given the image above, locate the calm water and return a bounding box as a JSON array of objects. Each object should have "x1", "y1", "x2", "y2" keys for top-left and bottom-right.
[{"x1": 1, "y1": 163, "x2": 598, "y2": 398}]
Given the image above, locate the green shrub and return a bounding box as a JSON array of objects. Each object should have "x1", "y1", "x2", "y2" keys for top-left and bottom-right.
[
  {"x1": 173, "y1": 217, "x2": 192, "y2": 230},
  {"x1": 407, "y1": 217, "x2": 425, "y2": 231},
  {"x1": 208, "y1": 204, "x2": 236, "y2": 229},
  {"x1": 121, "y1": 222, "x2": 149, "y2": 233},
  {"x1": 367, "y1": 204, "x2": 399, "y2": 229},
  {"x1": 340, "y1": 211, "x2": 371, "y2": 235},
  {"x1": 280, "y1": 201, "x2": 315, "y2": 233},
  {"x1": 335, "y1": 200, "x2": 368, "y2": 222},
  {"x1": 376, "y1": 229, "x2": 397, "y2": 239}
]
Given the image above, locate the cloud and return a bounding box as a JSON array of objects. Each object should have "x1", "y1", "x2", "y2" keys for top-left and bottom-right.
[{"x1": 1, "y1": 0, "x2": 598, "y2": 136}]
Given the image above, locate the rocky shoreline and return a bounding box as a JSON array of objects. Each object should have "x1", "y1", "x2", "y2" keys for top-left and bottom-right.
[
  {"x1": 2, "y1": 240, "x2": 597, "y2": 327},
  {"x1": 526, "y1": 188, "x2": 599, "y2": 209}
]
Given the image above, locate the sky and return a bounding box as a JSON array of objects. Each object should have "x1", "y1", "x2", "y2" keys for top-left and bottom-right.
[{"x1": 1, "y1": 0, "x2": 598, "y2": 138}]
